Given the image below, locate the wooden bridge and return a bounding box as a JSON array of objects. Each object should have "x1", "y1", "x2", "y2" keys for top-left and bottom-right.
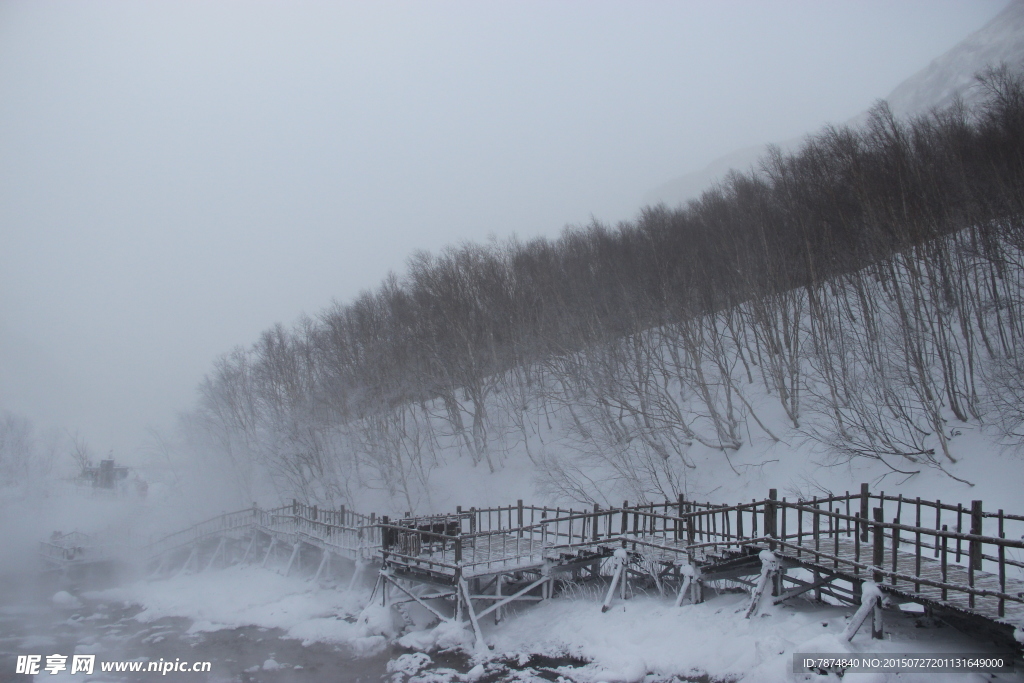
[{"x1": 42, "y1": 486, "x2": 1024, "y2": 654}]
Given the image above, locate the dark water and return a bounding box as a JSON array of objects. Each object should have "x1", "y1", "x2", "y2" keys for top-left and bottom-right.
[{"x1": 0, "y1": 568, "x2": 597, "y2": 683}]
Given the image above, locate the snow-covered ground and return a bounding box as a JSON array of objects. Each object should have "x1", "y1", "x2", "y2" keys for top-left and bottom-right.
[{"x1": 72, "y1": 560, "x2": 1022, "y2": 683}]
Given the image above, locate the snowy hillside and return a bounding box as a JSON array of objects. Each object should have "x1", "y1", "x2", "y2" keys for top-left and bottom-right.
[
  {"x1": 645, "y1": 0, "x2": 1024, "y2": 208},
  {"x1": 883, "y1": 0, "x2": 1024, "y2": 118}
]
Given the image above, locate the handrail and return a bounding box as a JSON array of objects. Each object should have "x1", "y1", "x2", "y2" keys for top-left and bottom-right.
[{"x1": 42, "y1": 485, "x2": 1024, "y2": 625}]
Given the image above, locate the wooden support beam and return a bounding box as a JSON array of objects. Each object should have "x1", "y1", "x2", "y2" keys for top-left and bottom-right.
[
  {"x1": 284, "y1": 542, "x2": 300, "y2": 577},
  {"x1": 745, "y1": 550, "x2": 779, "y2": 618},
  {"x1": 674, "y1": 564, "x2": 699, "y2": 607},
  {"x1": 312, "y1": 550, "x2": 331, "y2": 584},
  {"x1": 382, "y1": 573, "x2": 451, "y2": 623},
  {"x1": 459, "y1": 577, "x2": 488, "y2": 654},
  {"x1": 772, "y1": 573, "x2": 838, "y2": 605},
  {"x1": 239, "y1": 533, "x2": 257, "y2": 565},
  {"x1": 602, "y1": 557, "x2": 625, "y2": 613},
  {"x1": 843, "y1": 581, "x2": 883, "y2": 642},
  {"x1": 494, "y1": 572, "x2": 502, "y2": 624},
  {"x1": 176, "y1": 545, "x2": 198, "y2": 577},
  {"x1": 261, "y1": 538, "x2": 277, "y2": 568},
  {"x1": 204, "y1": 537, "x2": 226, "y2": 572},
  {"x1": 474, "y1": 575, "x2": 549, "y2": 620}
]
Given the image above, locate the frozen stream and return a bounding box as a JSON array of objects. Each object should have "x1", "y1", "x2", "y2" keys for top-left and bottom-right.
[{"x1": 0, "y1": 570, "x2": 397, "y2": 682}]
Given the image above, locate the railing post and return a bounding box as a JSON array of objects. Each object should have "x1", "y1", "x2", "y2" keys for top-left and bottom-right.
[
  {"x1": 860, "y1": 483, "x2": 870, "y2": 542},
  {"x1": 381, "y1": 515, "x2": 390, "y2": 556},
  {"x1": 340, "y1": 504, "x2": 346, "y2": 526},
  {"x1": 620, "y1": 501, "x2": 628, "y2": 535},
  {"x1": 872, "y1": 507, "x2": 884, "y2": 583},
  {"x1": 677, "y1": 494, "x2": 685, "y2": 541},
  {"x1": 592, "y1": 503, "x2": 600, "y2": 542},
  {"x1": 292, "y1": 498, "x2": 298, "y2": 516},
  {"x1": 687, "y1": 503, "x2": 696, "y2": 546},
  {"x1": 517, "y1": 499, "x2": 524, "y2": 538},
  {"x1": 969, "y1": 500, "x2": 983, "y2": 571},
  {"x1": 312, "y1": 505, "x2": 318, "y2": 522},
  {"x1": 998, "y1": 510, "x2": 1006, "y2": 618},
  {"x1": 890, "y1": 516, "x2": 899, "y2": 585},
  {"x1": 768, "y1": 489, "x2": 778, "y2": 551}
]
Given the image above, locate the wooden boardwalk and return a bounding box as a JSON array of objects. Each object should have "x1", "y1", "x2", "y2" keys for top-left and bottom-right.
[
  {"x1": 374, "y1": 489, "x2": 1024, "y2": 649},
  {"x1": 42, "y1": 486, "x2": 1024, "y2": 652},
  {"x1": 788, "y1": 535, "x2": 1024, "y2": 625}
]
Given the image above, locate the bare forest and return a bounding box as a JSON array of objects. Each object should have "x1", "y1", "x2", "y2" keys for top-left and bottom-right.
[{"x1": 182, "y1": 68, "x2": 1024, "y2": 513}]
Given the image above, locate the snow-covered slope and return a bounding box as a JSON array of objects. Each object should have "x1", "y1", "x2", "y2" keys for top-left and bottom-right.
[
  {"x1": 645, "y1": 0, "x2": 1024, "y2": 208},
  {"x1": 883, "y1": 0, "x2": 1024, "y2": 119}
]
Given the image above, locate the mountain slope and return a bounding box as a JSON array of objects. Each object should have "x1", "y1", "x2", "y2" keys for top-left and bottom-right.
[{"x1": 645, "y1": 0, "x2": 1024, "y2": 208}]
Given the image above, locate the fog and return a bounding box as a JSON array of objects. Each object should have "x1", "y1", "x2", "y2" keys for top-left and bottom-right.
[{"x1": 0, "y1": 0, "x2": 1008, "y2": 458}]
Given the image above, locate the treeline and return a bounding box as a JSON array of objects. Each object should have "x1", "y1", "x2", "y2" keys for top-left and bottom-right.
[{"x1": 183, "y1": 66, "x2": 1024, "y2": 509}]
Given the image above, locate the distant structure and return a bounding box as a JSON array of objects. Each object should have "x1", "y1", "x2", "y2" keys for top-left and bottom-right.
[{"x1": 79, "y1": 457, "x2": 130, "y2": 490}]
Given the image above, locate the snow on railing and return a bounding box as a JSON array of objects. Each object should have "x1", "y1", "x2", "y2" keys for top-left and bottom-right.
[{"x1": 43, "y1": 485, "x2": 1023, "y2": 625}]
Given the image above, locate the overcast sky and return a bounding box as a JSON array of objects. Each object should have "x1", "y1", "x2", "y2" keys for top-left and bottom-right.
[{"x1": 0, "y1": 0, "x2": 1010, "y2": 459}]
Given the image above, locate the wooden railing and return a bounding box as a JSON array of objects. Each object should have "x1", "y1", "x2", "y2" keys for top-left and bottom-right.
[
  {"x1": 44, "y1": 486, "x2": 1024, "y2": 623},
  {"x1": 376, "y1": 486, "x2": 1024, "y2": 621}
]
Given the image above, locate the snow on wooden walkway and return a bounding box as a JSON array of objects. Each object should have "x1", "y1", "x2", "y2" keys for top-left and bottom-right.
[{"x1": 42, "y1": 486, "x2": 1024, "y2": 650}]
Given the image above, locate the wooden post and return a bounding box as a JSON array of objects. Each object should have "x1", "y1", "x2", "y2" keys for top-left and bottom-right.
[
  {"x1": 687, "y1": 503, "x2": 696, "y2": 545},
  {"x1": 969, "y1": 500, "x2": 983, "y2": 571},
  {"x1": 998, "y1": 510, "x2": 1006, "y2": 618},
  {"x1": 340, "y1": 504, "x2": 346, "y2": 526},
  {"x1": 621, "y1": 501, "x2": 629, "y2": 535},
  {"x1": 780, "y1": 498, "x2": 787, "y2": 546},
  {"x1": 833, "y1": 508, "x2": 840, "y2": 569},
  {"x1": 845, "y1": 493, "x2": 851, "y2": 536},
  {"x1": 767, "y1": 489, "x2": 778, "y2": 551},
  {"x1": 812, "y1": 498, "x2": 820, "y2": 563},
  {"x1": 853, "y1": 512, "x2": 860, "y2": 572},
  {"x1": 872, "y1": 507, "x2": 884, "y2": 584},
  {"x1": 381, "y1": 515, "x2": 390, "y2": 554},
  {"x1": 890, "y1": 516, "x2": 899, "y2": 585},
  {"x1": 914, "y1": 498, "x2": 921, "y2": 593},
  {"x1": 955, "y1": 503, "x2": 963, "y2": 562},
  {"x1": 517, "y1": 499, "x2": 524, "y2": 538},
  {"x1": 871, "y1": 593, "x2": 883, "y2": 640},
  {"x1": 860, "y1": 483, "x2": 870, "y2": 542},
  {"x1": 593, "y1": 503, "x2": 600, "y2": 542},
  {"x1": 940, "y1": 526, "x2": 948, "y2": 601},
  {"x1": 677, "y1": 494, "x2": 685, "y2": 541},
  {"x1": 796, "y1": 504, "x2": 802, "y2": 557},
  {"x1": 312, "y1": 505, "x2": 318, "y2": 522}
]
